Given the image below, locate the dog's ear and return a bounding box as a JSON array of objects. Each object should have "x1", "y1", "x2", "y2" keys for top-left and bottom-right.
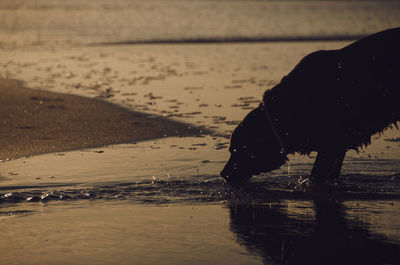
[
  {"x1": 228, "y1": 107, "x2": 269, "y2": 152},
  {"x1": 238, "y1": 107, "x2": 269, "y2": 135}
]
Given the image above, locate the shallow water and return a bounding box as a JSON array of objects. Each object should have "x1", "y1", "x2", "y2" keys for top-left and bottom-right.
[
  {"x1": 1, "y1": 132, "x2": 400, "y2": 264},
  {"x1": 2, "y1": 41, "x2": 400, "y2": 264},
  {"x1": 1, "y1": 199, "x2": 400, "y2": 265},
  {"x1": 1, "y1": 0, "x2": 400, "y2": 264},
  {"x1": 0, "y1": 202, "x2": 264, "y2": 265}
]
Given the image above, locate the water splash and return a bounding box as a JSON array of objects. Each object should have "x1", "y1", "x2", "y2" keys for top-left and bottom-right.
[{"x1": 1, "y1": 173, "x2": 400, "y2": 206}]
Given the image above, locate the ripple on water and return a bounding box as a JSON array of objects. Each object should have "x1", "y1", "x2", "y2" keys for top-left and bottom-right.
[{"x1": 1, "y1": 173, "x2": 400, "y2": 205}]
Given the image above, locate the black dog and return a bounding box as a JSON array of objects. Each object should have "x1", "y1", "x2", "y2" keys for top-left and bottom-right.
[{"x1": 221, "y1": 28, "x2": 400, "y2": 183}]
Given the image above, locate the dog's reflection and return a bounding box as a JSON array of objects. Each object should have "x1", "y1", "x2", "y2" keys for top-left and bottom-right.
[{"x1": 228, "y1": 198, "x2": 400, "y2": 265}]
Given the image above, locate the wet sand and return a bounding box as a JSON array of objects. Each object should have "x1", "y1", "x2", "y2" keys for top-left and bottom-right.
[{"x1": 0, "y1": 78, "x2": 203, "y2": 160}]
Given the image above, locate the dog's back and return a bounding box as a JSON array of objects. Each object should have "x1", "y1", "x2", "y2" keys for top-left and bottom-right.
[
  {"x1": 267, "y1": 27, "x2": 400, "y2": 151},
  {"x1": 343, "y1": 27, "x2": 400, "y2": 57},
  {"x1": 334, "y1": 27, "x2": 400, "y2": 147}
]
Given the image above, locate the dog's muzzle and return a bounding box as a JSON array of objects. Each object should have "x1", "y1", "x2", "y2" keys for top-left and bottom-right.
[
  {"x1": 220, "y1": 153, "x2": 288, "y2": 183},
  {"x1": 220, "y1": 158, "x2": 254, "y2": 183}
]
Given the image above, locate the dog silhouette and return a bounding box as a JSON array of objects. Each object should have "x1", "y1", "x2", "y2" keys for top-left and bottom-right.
[{"x1": 221, "y1": 28, "x2": 400, "y2": 183}]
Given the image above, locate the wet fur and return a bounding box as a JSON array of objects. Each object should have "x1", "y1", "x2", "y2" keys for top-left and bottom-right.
[{"x1": 221, "y1": 28, "x2": 400, "y2": 182}]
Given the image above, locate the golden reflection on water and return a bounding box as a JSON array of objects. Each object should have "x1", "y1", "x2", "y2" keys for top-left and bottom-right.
[{"x1": 0, "y1": 201, "x2": 262, "y2": 265}]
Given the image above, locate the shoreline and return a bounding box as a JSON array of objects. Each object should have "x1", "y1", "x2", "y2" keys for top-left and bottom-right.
[{"x1": 0, "y1": 78, "x2": 205, "y2": 160}]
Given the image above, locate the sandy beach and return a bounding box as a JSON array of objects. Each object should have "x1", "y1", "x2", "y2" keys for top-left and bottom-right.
[{"x1": 0, "y1": 78, "x2": 203, "y2": 160}]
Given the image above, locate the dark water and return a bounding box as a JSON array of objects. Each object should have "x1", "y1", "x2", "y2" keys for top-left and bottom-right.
[
  {"x1": 1, "y1": 132, "x2": 399, "y2": 264},
  {"x1": 1, "y1": 172, "x2": 400, "y2": 264}
]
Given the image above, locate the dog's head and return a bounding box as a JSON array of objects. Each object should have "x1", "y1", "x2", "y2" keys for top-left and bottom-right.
[{"x1": 220, "y1": 106, "x2": 288, "y2": 183}]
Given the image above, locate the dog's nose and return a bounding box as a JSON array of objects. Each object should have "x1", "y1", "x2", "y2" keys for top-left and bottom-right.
[
  {"x1": 220, "y1": 166, "x2": 230, "y2": 181},
  {"x1": 220, "y1": 161, "x2": 236, "y2": 182},
  {"x1": 220, "y1": 161, "x2": 250, "y2": 183}
]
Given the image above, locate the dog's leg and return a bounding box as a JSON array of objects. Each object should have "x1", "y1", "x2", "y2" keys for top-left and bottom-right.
[{"x1": 310, "y1": 150, "x2": 346, "y2": 183}]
